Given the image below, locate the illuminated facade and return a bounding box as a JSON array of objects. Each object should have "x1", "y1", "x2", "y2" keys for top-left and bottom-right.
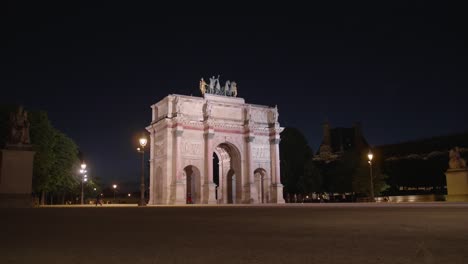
[{"x1": 146, "y1": 93, "x2": 284, "y2": 204}]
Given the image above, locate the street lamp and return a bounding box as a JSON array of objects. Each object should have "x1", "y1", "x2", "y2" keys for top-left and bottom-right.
[
  {"x1": 137, "y1": 136, "x2": 148, "y2": 206},
  {"x1": 367, "y1": 150, "x2": 374, "y2": 202},
  {"x1": 113, "y1": 184, "x2": 117, "y2": 203},
  {"x1": 80, "y1": 163, "x2": 87, "y2": 205}
]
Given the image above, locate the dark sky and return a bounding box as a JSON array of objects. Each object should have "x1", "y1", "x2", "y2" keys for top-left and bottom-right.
[{"x1": 2, "y1": 2, "x2": 467, "y2": 188}]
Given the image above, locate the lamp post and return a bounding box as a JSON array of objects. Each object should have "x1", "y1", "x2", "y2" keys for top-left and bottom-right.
[
  {"x1": 113, "y1": 184, "x2": 117, "y2": 203},
  {"x1": 137, "y1": 136, "x2": 148, "y2": 206},
  {"x1": 367, "y1": 150, "x2": 374, "y2": 202},
  {"x1": 80, "y1": 163, "x2": 87, "y2": 205}
]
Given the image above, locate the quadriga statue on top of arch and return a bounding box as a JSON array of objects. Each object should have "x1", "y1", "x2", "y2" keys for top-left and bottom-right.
[{"x1": 199, "y1": 76, "x2": 238, "y2": 97}]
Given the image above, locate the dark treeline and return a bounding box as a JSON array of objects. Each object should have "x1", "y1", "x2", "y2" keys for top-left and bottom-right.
[
  {"x1": 280, "y1": 127, "x2": 463, "y2": 200},
  {"x1": 279, "y1": 127, "x2": 388, "y2": 201}
]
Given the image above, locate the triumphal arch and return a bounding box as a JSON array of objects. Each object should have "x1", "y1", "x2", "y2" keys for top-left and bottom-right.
[{"x1": 146, "y1": 77, "x2": 285, "y2": 204}]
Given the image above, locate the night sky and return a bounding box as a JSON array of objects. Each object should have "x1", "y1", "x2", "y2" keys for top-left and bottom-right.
[{"x1": 2, "y1": 2, "x2": 467, "y2": 189}]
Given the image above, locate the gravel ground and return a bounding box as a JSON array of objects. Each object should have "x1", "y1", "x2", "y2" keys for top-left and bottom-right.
[{"x1": 1, "y1": 203, "x2": 468, "y2": 264}]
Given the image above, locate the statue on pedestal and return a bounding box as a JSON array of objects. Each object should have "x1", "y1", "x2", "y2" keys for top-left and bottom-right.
[
  {"x1": 199, "y1": 78, "x2": 207, "y2": 95},
  {"x1": 203, "y1": 102, "x2": 212, "y2": 120},
  {"x1": 215, "y1": 75, "x2": 221, "y2": 94},
  {"x1": 208, "y1": 76, "x2": 216, "y2": 94},
  {"x1": 8, "y1": 106, "x2": 30, "y2": 145},
  {"x1": 449, "y1": 147, "x2": 466, "y2": 169}
]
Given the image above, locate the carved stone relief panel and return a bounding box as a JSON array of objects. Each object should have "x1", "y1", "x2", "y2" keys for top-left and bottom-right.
[
  {"x1": 157, "y1": 101, "x2": 168, "y2": 120},
  {"x1": 212, "y1": 105, "x2": 243, "y2": 121},
  {"x1": 254, "y1": 136, "x2": 270, "y2": 145},
  {"x1": 252, "y1": 145, "x2": 270, "y2": 160},
  {"x1": 182, "y1": 141, "x2": 204, "y2": 157},
  {"x1": 181, "y1": 100, "x2": 204, "y2": 118},
  {"x1": 251, "y1": 108, "x2": 268, "y2": 123},
  {"x1": 154, "y1": 140, "x2": 166, "y2": 157}
]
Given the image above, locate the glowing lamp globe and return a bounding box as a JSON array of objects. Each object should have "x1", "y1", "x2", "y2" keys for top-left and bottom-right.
[{"x1": 139, "y1": 137, "x2": 147, "y2": 147}]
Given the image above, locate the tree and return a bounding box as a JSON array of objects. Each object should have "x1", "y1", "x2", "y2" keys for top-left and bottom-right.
[
  {"x1": 29, "y1": 111, "x2": 57, "y2": 203},
  {"x1": 322, "y1": 150, "x2": 359, "y2": 193},
  {"x1": 352, "y1": 158, "x2": 389, "y2": 196},
  {"x1": 29, "y1": 111, "x2": 80, "y2": 204},
  {"x1": 280, "y1": 127, "x2": 314, "y2": 195},
  {"x1": 297, "y1": 159, "x2": 323, "y2": 193},
  {"x1": 47, "y1": 130, "x2": 80, "y2": 201}
]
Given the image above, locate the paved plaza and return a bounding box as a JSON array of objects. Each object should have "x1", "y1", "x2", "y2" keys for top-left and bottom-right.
[{"x1": 1, "y1": 203, "x2": 468, "y2": 264}]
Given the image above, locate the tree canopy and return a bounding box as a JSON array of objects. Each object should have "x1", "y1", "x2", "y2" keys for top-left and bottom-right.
[{"x1": 280, "y1": 127, "x2": 322, "y2": 195}]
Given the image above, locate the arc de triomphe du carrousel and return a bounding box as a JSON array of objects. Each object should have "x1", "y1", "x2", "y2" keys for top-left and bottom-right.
[{"x1": 145, "y1": 76, "x2": 285, "y2": 204}]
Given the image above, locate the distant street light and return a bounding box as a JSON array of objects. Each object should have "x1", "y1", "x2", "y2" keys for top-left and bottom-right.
[
  {"x1": 368, "y1": 150, "x2": 374, "y2": 202},
  {"x1": 80, "y1": 163, "x2": 87, "y2": 205},
  {"x1": 138, "y1": 136, "x2": 148, "y2": 206},
  {"x1": 113, "y1": 184, "x2": 117, "y2": 203}
]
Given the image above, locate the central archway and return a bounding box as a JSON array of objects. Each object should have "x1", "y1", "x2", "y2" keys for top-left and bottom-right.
[{"x1": 213, "y1": 142, "x2": 242, "y2": 204}]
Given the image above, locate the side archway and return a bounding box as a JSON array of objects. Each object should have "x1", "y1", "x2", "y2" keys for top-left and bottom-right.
[
  {"x1": 184, "y1": 165, "x2": 201, "y2": 204},
  {"x1": 254, "y1": 168, "x2": 269, "y2": 203}
]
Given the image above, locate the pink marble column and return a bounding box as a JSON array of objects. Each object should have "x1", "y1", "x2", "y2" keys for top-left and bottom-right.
[
  {"x1": 174, "y1": 126, "x2": 185, "y2": 204},
  {"x1": 204, "y1": 129, "x2": 217, "y2": 204},
  {"x1": 244, "y1": 135, "x2": 258, "y2": 203},
  {"x1": 270, "y1": 135, "x2": 285, "y2": 203}
]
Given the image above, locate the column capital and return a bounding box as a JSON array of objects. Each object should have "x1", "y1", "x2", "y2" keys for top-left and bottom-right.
[
  {"x1": 204, "y1": 132, "x2": 215, "y2": 140},
  {"x1": 245, "y1": 135, "x2": 255, "y2": 143},
  {"x1": 174, "y1": 129, "x2": 184, "y2": 137},
  {"x1": 270, "y1": 138, "x2": 280, "y2": 144}
]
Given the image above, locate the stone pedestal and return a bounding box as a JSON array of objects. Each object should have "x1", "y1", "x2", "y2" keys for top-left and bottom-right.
[
  {"x1": 0, "y1": 148, "x2": 35, "y2": 208},
  {"x1": 174, "y1": 182, "x2": 186, "y2": 205},
  {"x1": 445, "y1": 169, "x2": 468, "y2": 202},
  {"x1": 271, "y1": 183, "x2": 285, "y2": 204},
  {"x1": 205, "y1": 182, "x2": 217, "y2": 204}
]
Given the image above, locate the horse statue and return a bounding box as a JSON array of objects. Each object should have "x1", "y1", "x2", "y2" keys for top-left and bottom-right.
[
  {"x1": 224, "y1": 80, "x2": 231, "y2": 96},
  {"x1": 230, "y1": 81, "x2": 238, "y2": 97}
]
